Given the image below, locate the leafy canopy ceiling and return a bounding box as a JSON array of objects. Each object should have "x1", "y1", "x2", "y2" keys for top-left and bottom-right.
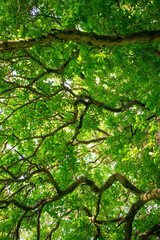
[{"x1": 0, "y1": 0, "x2": 160, "y2": 239}]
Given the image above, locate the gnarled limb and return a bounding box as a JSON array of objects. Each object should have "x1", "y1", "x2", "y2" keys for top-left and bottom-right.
[
  {"x1": 1, "y1": 30, "x2": 160, "y2": 53},
  {"x1": 0, "y1": 172, "x2": 159, "y2": 239},
  {"x1": 138, "y1": 222, "x2": 160, "y2": 240}
]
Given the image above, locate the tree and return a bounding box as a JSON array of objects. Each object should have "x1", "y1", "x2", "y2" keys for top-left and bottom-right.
[{"x1": 0, "y1": 0, "x2": 160, "y2": 239}]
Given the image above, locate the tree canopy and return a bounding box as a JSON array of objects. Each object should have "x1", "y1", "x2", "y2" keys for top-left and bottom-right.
[{"x1": 0, "y1": 0, "x2": 160, "y2": 239}]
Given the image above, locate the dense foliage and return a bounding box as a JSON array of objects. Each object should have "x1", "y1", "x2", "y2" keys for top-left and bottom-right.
[{"x1": 0, "y1": 0, "x2": 160, "y2": 239}]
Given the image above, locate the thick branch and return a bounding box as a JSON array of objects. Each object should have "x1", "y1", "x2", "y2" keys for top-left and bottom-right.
[
  {"x1": 94, "y1": 193, "x2": 102, "y2": 220},
  {"x1": 44, "y1": 169, "x2": 62, "y2": 195},
  {"x1": 88, "y1": 97, "x2": 146, "y2": 113},
  {"x1": 138, "y1": 222, "x2": 160, "y2": 240},
  {"x1": 124, "y1": 200, "x2": 144, "y2": 240},
  {"x1": 14, "y1": 210, "x2": 29, "y2": 240},
  {"x1": 1, "y1": 29, "x2": 160, "y2": 53},
  {"x1": 124, "y1": 188, "x2": 160, "y2": 240},
  {"x1": 99, "y1": 173, "x2": 144, "y2": 196},
  {"x1": 37, "y1": 207, "x2": 43, "y2": 240},
  {"x1": 1, "y1": 173, "x2": 159, "y2": 229}
]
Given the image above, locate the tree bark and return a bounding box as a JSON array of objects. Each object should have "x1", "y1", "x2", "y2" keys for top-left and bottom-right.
[{"x1": 1, "y1": 29, "x2": 160, "y2": 53}]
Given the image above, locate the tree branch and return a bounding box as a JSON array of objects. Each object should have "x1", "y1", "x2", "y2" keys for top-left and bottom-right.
[
  {"x1": 138, "y1": 222, "x2": 160, "y2": 240},
  {"x1": 1, "y1": 29, "x2": 160, "y2": 53},
  {"x1": 124, "y1": 189, "x2": 160, "y2": 240},
  {"x1": 1, "y1": 173, "x2": 159, "y2": 240},
  {"x1": 13, "y1": 210, "x2": 29, "y2": 240},
  {"x1": 44, "y1": 169, "x2": 62, "y2": 195},
  {"x1": 88, "y1": 97, "x2": 146, "y2": 113},
  {"x1": 37, "y1": 207, "x2": 43, "y2": 240}
]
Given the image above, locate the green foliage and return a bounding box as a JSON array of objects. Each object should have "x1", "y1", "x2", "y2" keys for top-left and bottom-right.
[{"x1": 0, "y1": 0, "x2": 160, "y2": 239}]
